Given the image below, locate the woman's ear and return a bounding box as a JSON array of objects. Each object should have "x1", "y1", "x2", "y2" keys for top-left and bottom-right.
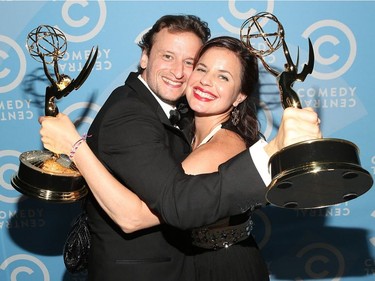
[{"x1": 233, "y1": 93, "x2": 247, "y2": 107}]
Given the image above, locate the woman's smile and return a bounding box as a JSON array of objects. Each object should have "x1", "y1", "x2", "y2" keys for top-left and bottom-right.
[{"x1": 193, "y1": 86, "x2": 217, "y2": 102}]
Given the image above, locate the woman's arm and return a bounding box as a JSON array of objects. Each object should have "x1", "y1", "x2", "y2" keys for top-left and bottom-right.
[
  {"x1": 39, "y1": 114, "x2": 160, "y2": 233},
  {"x1": 39, "y1": 115, "x2": 246, "y2": 232},
  {"x1": 39, "y1": 107, "x2": 321, "y2": 232}
]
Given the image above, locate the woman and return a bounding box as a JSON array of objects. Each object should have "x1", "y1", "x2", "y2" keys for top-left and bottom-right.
[
  {"x1": 180, "y1": 36, "x2": 269, "y2": 280},
  {"x1": 40, "y1": 36, "x2": 320, "y2": 280}
]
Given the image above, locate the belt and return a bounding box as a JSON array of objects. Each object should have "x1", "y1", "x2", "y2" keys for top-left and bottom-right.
[{"x1": 191, "y1": 218, "x2": 253, "y2": 250}]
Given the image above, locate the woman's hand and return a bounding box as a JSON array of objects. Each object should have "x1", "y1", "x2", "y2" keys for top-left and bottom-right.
[
  {"x1": 265, "y1": 107, "x2": 322, "y2": 157},
  {"x1": 39, "y1": 113, "x2": 81, "y2": 155}
]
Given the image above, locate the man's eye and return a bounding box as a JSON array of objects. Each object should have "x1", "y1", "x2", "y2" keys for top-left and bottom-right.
[{"x1": 185, "y1": 60, "x2": 194, "y2": 67}]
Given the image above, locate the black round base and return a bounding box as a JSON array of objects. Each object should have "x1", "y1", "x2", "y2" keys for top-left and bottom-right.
[
  {"x1": 266, "y1": 138, "x2": 373, "y2": 209},
  {"x1": 266, "y1": 163, "x2": 373, "y2": 209}
]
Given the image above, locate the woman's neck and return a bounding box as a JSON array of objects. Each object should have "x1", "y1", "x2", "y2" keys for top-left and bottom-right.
[{"x1": 192, "y1": 115, "x2": 228, "y2": 150}]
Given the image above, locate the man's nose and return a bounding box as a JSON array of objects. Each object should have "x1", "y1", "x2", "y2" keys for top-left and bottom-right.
[{"x1": 171, "y1": 61, "x2": 184, "y2": 79}]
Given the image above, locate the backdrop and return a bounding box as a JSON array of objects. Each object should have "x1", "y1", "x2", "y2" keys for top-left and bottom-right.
[{"x1": 1, "y1": 1, "x2": 374, "y2": 280}]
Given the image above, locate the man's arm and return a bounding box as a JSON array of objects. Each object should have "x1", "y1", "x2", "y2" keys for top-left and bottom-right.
[
  {"x1": 39, "y1": 89, "x2": 320, "y2": 230},
  {"x1": 95, "y1": 93, "x2": 265, "y2": 229}
]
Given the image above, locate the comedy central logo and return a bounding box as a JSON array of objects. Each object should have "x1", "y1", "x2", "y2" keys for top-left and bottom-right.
[
  {"x1": 218, "y1": 0, "x2": 275, "y2": 34},
  {"x1": 55, "y1": 0, "x2": 107, "y2": 43},
  {"x1": 303, "y1": 19, "x2": 356, "y2": 80},
  {"x1": 0, "y1": 254, "x2": 49, "y2": 280},
  {"x1": 0, "y1": 150, "x2": 22, "y2": 204},
  {"x1": 296, "y1": 242, "x2": 345, "y2": 279},
  {"x1": 0, "y1": 35, "x2": 27, "y2": 94}
]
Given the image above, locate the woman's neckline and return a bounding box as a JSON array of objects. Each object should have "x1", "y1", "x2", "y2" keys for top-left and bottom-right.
[{"x1": 193, "y1": 123, "x2": 223, "y2": 149}]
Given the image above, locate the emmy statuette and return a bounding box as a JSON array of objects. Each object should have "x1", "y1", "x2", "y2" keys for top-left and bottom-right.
[
  {"x1": 240, "y1": 12, "x2": 373, "y2": 209},
  {"x1": 11, "y1": 25, "x2": 98, "y2": 203}
]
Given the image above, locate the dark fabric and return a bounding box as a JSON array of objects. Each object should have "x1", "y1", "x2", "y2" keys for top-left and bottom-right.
[
  {"x1": 193, "y1": 236, "x2": 270, "y2": 281},
  {"x1": 191, "y1": 208, "x2": 270, "y2": 280},
  {"x1": 85, "y1": 72, "x2": 267, "y2": 280}
]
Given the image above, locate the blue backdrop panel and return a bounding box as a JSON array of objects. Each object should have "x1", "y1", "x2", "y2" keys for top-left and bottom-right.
[{"x1": 0, "y1": 1, "x2": 374, "y2": 280}]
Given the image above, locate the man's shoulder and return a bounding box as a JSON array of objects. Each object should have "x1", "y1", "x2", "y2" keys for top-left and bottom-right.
[
  {"x1": 105, "y1": 74, "x2": 146, "y2": 104},
  {"x1": 102, "y1": 87, "x2": 150, "y2": 115},
  {"x1": 92, "y1": 72, "x2": 160, "y2": 122}
]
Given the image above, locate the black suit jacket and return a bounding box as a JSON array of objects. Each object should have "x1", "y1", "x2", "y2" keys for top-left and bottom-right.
[{"x1": 85, "y1": 72, "x2": 267, "y2": 280}]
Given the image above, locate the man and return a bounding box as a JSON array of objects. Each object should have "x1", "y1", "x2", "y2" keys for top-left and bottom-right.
[
  {"x1": 47, "y1": 15, "x2": 320, "y2": 281},
  {"x1": 85, "y1": 15, "x2": 211, "y2": 281}
]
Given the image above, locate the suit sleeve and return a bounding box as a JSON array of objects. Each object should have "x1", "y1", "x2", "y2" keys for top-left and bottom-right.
[{"x1": 95, "y1": 89, "x2": 267, "y2": 230}]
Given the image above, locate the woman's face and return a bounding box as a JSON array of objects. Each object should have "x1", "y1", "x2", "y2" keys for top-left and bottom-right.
[{"x1": 185, "y1": 46, "x2": 246, "y2": 117}]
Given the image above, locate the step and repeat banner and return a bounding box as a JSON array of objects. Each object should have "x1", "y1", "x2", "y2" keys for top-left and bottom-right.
[{"x1": 1, "y1": 1, "x2": 374, "y2": 280}]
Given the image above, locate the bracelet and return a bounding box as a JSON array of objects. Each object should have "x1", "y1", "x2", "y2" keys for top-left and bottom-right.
[{"x1": 69, "y1": 134, "x2": 91, "y2": 159}]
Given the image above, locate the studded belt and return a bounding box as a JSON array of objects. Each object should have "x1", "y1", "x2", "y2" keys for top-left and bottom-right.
[{"x1": 191, "y1": 218, "x2": 253, "y2": 250}]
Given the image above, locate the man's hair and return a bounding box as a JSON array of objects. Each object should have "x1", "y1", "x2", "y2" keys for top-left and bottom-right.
[{"x1": 137, "y1": 15, "x2": 211, "y2": 73}]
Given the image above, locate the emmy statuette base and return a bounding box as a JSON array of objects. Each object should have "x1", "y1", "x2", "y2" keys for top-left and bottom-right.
[
  {"x1": 11, "y1": 150, "x2": 87, "y2": 203},
  {"x1": 266, "y1": 138, "x2": 373, "y2": 209}
]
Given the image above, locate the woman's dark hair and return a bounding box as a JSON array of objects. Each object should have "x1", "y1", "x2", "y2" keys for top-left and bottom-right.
[
  {"x1": 194, "y1": 36, "x2": 261, "y2": 147},
  {"x1": 137, "y1": 15, "x2": 211, "y2": 73}
]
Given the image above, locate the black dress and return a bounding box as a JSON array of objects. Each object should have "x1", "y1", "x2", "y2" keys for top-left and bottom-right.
[
  {"x1": 190, "y1": 121, "x2": 270, "y2": 281},
  {"x1": 191, "y1": 213, "x2": 269, "y2": 281}
]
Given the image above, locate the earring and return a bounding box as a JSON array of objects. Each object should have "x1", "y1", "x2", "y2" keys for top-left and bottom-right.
[{"x1": 231, "y1": 107, "x2": 240, "y2": 126}]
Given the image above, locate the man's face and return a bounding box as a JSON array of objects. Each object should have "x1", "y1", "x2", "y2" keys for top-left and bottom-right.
[{"x1": 140, "y1": 28, "x2": 203, "y2": 105}]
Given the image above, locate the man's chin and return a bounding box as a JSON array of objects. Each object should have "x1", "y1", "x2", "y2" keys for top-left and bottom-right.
[{"x1": 159, "y1": 93, "x2": 184, "y2": 105}]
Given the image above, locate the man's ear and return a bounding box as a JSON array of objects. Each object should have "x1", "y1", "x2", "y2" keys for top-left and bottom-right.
[
  {"x1": 233, "y1": 93, "x2": 247, "y2": 107},
  {"x1": 140, "y1": 51, "x2": 148, "y2": 69}
]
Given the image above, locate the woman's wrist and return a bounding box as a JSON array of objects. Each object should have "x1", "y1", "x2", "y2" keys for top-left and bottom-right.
[{"x1": 69, "y1": 133, "x2": 91, "y2": 160}]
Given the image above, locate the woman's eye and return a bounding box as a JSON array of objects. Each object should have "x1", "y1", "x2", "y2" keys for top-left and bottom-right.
[
  {"x1": 219, "y1": 75, "x2": 229, "y2": 81},
  {"x1": 196, "y1": 67, "x2": 206, "y2": 72}
]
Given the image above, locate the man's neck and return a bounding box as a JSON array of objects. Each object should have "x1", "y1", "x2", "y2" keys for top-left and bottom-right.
[{"x1": 137, "y1": 75, "x2": 175, "y2": 117}]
